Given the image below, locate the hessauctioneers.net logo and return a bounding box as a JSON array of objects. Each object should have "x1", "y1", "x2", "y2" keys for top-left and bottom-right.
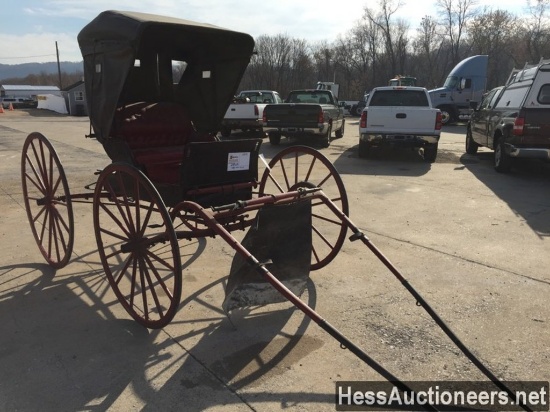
[{"x1": 335, "y1": 381, "x2": 549, "y2": 411}]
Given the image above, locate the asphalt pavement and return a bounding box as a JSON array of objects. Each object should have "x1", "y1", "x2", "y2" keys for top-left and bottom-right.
[{"x1": 0, "y1": 108, "x2": 548, "y2": 411}]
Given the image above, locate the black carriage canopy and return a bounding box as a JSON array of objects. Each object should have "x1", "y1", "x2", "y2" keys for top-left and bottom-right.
[{"x1": 77, "y1": 10, "x2": 255, "y2": 142}]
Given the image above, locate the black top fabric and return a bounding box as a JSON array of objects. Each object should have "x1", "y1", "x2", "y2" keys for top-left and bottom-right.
[{"x1": 78, "y1": 10, "x2": 255, "y2": 142}]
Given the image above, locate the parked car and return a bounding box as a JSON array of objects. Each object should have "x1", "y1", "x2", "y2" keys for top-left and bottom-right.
[
  {"x1": 465, "y1": 59, "x2": 550, "y2": 172},
  {"x1": 358, "y1": 86, "x2": 442, "y2": 162}
]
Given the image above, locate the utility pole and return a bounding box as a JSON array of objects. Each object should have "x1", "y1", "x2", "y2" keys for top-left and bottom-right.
[{"x1": 56, "y1": 41, "x2": 62, "y2": 90}]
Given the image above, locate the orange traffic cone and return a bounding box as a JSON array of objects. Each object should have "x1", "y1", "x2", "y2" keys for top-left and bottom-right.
[
  {"x1": 0, "y1": 106, "x2": 4, "y2": 114},
  {"x1": 8, "y1": 103, "x2": 14, "y2": 111}
]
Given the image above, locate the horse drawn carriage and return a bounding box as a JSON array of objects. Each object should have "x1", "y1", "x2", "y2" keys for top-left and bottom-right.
[{"x1": 20, "y1": 11, "x2": 531, "y2": 410}]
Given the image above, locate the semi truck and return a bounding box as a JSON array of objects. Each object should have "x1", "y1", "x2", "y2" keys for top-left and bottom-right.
[{"x1": 428, "y1": 55, "x2": 488, "y2": 125}]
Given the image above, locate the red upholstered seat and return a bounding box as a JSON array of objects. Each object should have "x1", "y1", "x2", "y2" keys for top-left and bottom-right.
[{"x1": 111, "y1": 102, "x2": 196, "y2": 184}]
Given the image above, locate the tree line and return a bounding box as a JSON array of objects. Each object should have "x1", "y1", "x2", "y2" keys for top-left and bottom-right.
[
  {"x1": 239, "y1": 0, "x2": 550, "y2": 100},
  {"x1": 4, "y1": 0, "x2": 550, "y2": 103}
]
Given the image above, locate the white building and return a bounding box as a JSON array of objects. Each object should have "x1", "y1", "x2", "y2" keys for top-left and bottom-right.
[{"x1": 0, "y1": 84, "x2": 61, "y2": 99}]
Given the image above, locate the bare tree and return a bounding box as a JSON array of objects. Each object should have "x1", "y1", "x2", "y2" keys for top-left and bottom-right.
[
  {"x1": 363, "y1": 0, "x2": 406, "y2": 77},
  {"x1": 469, "y1": 8, "x2": 518, "y2": 86},
  {"x1": 412, "y1": 15, "x2": 445, "y2": 87},
  {"x1": 524, "y1": 0, "x2": 550, "y2": 61},
  {"x1": 436, "y1": 0, "x2": 479, "y2": 65}
]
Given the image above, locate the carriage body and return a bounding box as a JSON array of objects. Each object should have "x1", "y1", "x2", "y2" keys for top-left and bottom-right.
[{"x1": 78, "y1": 10, "x2": 260, "y2": 206}]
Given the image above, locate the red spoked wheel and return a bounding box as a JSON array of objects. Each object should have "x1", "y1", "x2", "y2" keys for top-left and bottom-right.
[
  {"x1": 93, "y1": 163, "x2": 182, "y2": 329},
  {"x1": 21, "y1": 132, "x2": 74, "y2": 269},
  {"x1": 259, "y1": 146, "x2": 349, "y2": 270}
]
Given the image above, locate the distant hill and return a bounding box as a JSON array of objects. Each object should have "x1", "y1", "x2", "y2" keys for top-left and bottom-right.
[{"x1": 0, "y1": 62, "x2": 83, "y2": 81}]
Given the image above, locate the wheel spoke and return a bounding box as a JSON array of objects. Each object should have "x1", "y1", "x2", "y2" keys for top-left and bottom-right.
[
  {"x1": 141, "y1": 254, "x2": 166, "y2": 316},
  {"x1": 99, "y1": 200, "x2": 132, "y2": 238},
  {"x1": 24, "y1": 159, "x2": 47, "y2": 194},
  {"x1": 51, "y1": 208, "x2": 68, "y2": 254},
  {"x1": 145, "y1": 247, "x2": 176, "y2": 272},
  {"x1": 312, "y1": 223, "x2": 334, "y2": 249},
  {"x1": 304, "y1": 156, "x2": 316, "y2": 183},
  {"x1": 113, "y1": 252, "x2": 135, "y2": 285}
]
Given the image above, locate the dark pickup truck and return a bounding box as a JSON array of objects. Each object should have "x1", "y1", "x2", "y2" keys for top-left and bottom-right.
[
  {"x1": 466, "y1": 59, "x2": 550, "y2": 172},
  {"x1": 262, "y1": 89, "x2": 345, "y2": 147}
]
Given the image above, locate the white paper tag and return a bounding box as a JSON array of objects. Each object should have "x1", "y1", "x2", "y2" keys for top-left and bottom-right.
[{"x1": 227, "y1": 152, "x2": 250, "y2": 171}]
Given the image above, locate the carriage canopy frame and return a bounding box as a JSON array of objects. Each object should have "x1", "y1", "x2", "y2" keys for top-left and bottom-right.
[{"x1": 77, "y1": 10, "x2": 255, "y2": 142}]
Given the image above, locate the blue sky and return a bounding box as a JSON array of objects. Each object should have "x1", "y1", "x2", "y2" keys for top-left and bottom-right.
[{"x1": 0, "y1": 0, "x2": 529, "y2": 64}]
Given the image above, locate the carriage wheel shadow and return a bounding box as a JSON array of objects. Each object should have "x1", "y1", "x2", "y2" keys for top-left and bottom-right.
[{"x1": 1, "y1": 236, "x2": 332, "y2": 410}]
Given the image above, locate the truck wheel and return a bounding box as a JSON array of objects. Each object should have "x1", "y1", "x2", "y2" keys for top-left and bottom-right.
[
  {"x1": 494, "y1": 137, "x2": 512, "y2": 173},
  {"x1": 268, "y1": 132, "x2": 281, "y2": 145},
  {"x1": 438, "y1": 106, "x2": 455, "y2": 126},
  {"x1": 321, "y1": 125, "x2": 332, "y2": 148},
  {"x1": 423, "y1": 143, "x2": 438, "y2": 163},
  {"x1": 465, "y1": 127, "x2": 479, "y2": 154},
  {"x1": 358, "y1": 140, "x2": 370, "y2": 158},
  {"x1": 335, "y1": 119, "x2": 345, "y2": 139},
  {"x1": 220, "y1": 127, "x2": 232, "y2": 138},
  {"x1": 353, "y1": 105, "x2": 363, "y2": 117}
]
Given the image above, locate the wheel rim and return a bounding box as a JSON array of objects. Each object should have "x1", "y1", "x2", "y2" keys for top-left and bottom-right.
[
  {"x1": 259, "y1": 146, "x2": 349, "y2": 270},
  {"x1": 440, "y1": 109, "x2": 450, "y2": 124},
  {"x1": 93, "y1": 163, "x2": 182, "y2": 329},
  {"x1": 21, "y1": 132, "x2": 74, "y2": 268}
]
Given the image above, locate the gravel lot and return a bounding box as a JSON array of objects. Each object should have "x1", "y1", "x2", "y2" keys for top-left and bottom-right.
[{"x1": 0, "y1": 109, "x2": 548, "y2": 411}]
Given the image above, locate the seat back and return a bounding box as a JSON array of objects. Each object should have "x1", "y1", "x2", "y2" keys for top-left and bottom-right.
[
  {"x1": 181, "y1": 139, "x2": 262, "y2": 206},
  {"x1": 107, "y1": 102, "x2": 200, "y2": 186}
]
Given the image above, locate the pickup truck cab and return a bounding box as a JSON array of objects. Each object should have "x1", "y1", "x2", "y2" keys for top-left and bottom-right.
[
  {"x1": 358, "y1": 86, "x2": 442, "y2": 162},
  {"x1": 262, "y1": 89, "x2": 345, "y2": 147},
  {"x1": 466, "y1": 59, "x2": 550, "y2": 172},
  {"x1": 221, "y1": 90, "x2": 282, "y2": 137}
]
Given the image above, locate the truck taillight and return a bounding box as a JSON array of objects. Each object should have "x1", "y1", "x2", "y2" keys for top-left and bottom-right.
[
  {"x1": 262, "y1": 110, "x2": 267, "y2": 124},
  {"x1": 513, "y1": 117, "x2": 525, "y2": 136},
  {"x1": 254, "y1": 104, "x2": 259, "y2": 116},
  {"x1": 318, "y1": 108, "x2": 324, "y2": 124},
  {"x1": 360, "y1": 111, "x2": 367, "y2": 128},
  {"x1": 435, "y1": 111, "x2": 442, "y2": 130}
]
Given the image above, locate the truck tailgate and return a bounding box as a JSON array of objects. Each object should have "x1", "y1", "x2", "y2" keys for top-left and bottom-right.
[
  {"x1": 264, "y1": 104, "x2": 320, "y2": 126},
  {"x1": 521, "y1": 108, "x2": 550, "y2": 145},
  {"x1": 366, "y1": 106, "x2": 437, "y2": 134}
]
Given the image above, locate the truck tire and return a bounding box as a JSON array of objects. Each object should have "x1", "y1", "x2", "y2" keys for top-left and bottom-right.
[
  {"x1": 268, "y1": 132, "x2": 281, "y2": 145},
  {"x1": 465, "y1": 127, "x2": 479, "y2": 154},
  {"x1": 321, "y1": 125, "x2": 332, "y2": 148},
  {"x1": 335, "y1": 119, "x2": 345, "y2": 139},
  {"x1": 353, "y1": 105, "x2": 363, "y2": 117},
  {"x1": 358, "y1": 140, "x2": 370, "y2": 158},
  {"x1": 494, "y1": 136, "x2": 512, "y2": 173},
  {"x1": 438, "y1": 106, "x2": 455, "y2": 126},
  {"x1": 423, "y1": 143, "x2": 438, "y2": 163}
]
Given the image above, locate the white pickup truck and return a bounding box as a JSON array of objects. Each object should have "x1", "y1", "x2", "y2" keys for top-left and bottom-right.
[
  {"x1": 358, "y1": 86, "x2": 442, "y2": 162},
  {"x1": 221, "y1": 90, "x2": 283, "y2": 137}
]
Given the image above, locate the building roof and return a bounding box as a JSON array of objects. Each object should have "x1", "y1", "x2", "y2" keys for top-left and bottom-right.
[
  {"x1": 1, "y1": 85, "x2": 60, "y2": 91},
  {"x1": 63, "y1": 80, "x2": 84, "y2": 92}
]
